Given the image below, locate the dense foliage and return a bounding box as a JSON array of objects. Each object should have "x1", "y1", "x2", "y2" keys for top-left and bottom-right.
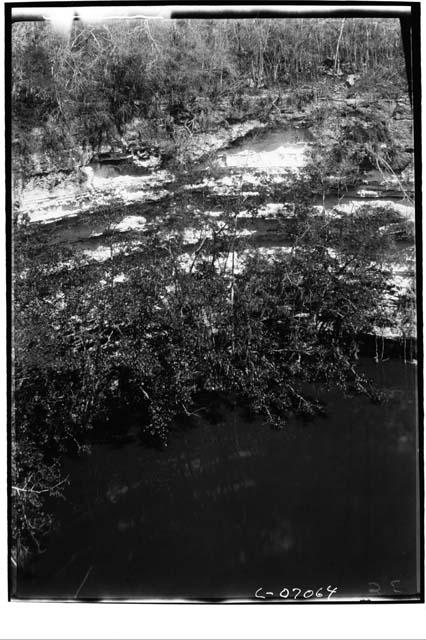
[
  {"x1": 12, "y1": 18, "x2": 406, "y2": 163},
  {"x1": 304, "y1": 102, "x2": 412, "y2": 197},
  {"x1": 12, "y1": 201, "x2": 400, "y2": 560}
]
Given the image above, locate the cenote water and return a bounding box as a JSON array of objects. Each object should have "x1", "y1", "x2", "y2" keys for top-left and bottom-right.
[{"x1": 17, "y1": 359, "x2": 419, "y2": 601}]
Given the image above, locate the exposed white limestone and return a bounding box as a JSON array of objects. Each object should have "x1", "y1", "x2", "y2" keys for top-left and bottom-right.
[
  {"x1": 334, "y1": 199, "x2": 414, "y2": 220},
  {"x1": 224, "y1": 142, "x2": 309, "y2": 171},
  {"x1": 114, "y1": 216, "x2": 147, "y2": 232}
]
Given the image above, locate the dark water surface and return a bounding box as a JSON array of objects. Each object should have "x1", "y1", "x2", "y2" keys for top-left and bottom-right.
[{"x1": 17, "y1": 359, "x2": 419, "y2": 601}]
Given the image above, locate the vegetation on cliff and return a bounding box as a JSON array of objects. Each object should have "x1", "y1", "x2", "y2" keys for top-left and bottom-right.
[{"x1": 12, "y1": 18, "x2": 407, "y2": 171}]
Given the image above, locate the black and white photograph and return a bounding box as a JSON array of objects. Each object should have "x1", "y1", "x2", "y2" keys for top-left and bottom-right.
[{"x1": 6, "y1": 2, "x2": 423, "y2": 605}]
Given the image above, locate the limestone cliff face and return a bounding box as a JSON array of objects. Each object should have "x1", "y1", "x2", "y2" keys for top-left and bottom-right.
[
  {"x1": 12, "y1": 82, "x2": 414, "y2": 221},
  {"x1": 11, "y1": 89, "x2": 286, "y2": 203}
]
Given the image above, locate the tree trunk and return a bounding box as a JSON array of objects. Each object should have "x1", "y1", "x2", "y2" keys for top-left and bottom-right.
[{"x1": 334, "y1": 18, "x2": 346, "y2": 74}]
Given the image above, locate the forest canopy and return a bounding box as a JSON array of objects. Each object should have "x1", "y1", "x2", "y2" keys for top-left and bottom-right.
[{"x1": 12, "y1": 18, "x2": 406, "y2": 146}]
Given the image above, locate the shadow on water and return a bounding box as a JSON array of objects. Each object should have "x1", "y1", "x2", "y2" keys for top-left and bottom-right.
[{"x1": 16, "y1": 359, "x2": 419, "y2": 601}]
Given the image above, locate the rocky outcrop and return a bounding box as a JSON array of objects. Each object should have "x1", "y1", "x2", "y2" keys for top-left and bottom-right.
[{"x1": 13, "y1": 79, "x2": 414, "y2": 230}]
